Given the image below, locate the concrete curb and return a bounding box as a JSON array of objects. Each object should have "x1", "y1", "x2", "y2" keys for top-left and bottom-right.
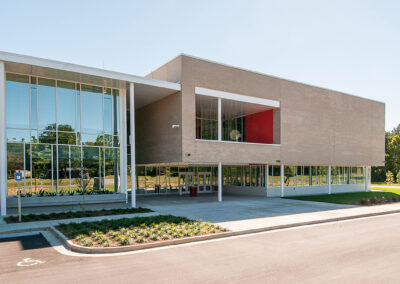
[
  {"x1": 48, "y1": 208, "x2": 400, "y2": 254},
  {"x1": 49, "y1": 226, "x2": 233, "y2": 254}
]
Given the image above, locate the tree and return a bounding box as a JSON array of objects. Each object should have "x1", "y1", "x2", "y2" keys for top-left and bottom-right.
[
  {"x1": 385, "y1": 135, "x2": 400, "y2": 176},
  {"x1": 397, "y1": 170, "x2": 400, "y2": 184},
  {"x1": 372, "y1": 123, "x2": 400, "y2": 182},
  {"x1": 386, "y1": 171, "x2": 394, "y2": 184}
]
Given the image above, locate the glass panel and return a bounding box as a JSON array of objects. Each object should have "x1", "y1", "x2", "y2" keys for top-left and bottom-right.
[
  {"x1": 104, "y1": 88, "x2": 119, "y2": 135},
  {"x1": 6, "y1": 74, "x2": 30, "y2": 129},
  {"x1": 284, "y1": 166, "x2": 296, "y2": 186},
  {"x1": 245, "y1": 166, "x2": 250, "y2": 186},
  {"x1": 146, "y1": 166, "x2": 156, "y2": 193},
  {"x1": 58, "y1": 132, "x2": 76, "y2": 145},
  {"x1": 57, "y1": 145, "x2": 70, "y2": 194},
  {"x1": 70, "y1": 146, "x2": 81, "y2": 193},
  {"x1": 81, "y1": 84, "x2": 103, "y2": 134},
  {"x1": 38, "y1": 130, "x2": 56, "y2": 144},
  {"x1": 303, "y1": 166, "x2": 310, "y2": 186},
  {"x1": 169, "y1": 167, "x2": 179, "y2": 193},
  {"x1": 38, "y1": 78, "x2": 56, "y2": 130},
  {"x1": 104, "y1": 134, "x2": 119, "y2": 147},
  {"x1": 113, "y1": 89, "x2": 120, "y2": 134},
  {"x1": 137, "y1": 166, "x2": 146, "y2": 192},
  {"x1": 7, "y1": 143, "x2": 24, "y2": 195},
  {"x1": 320, "y1": 166, "x2": 328, "y2": 185},
  {"x1": 31, "y1": 77, "x2": 37, "y2": 130},
  {"x1": 268, "y1": 165, "x2": 280, "y2": 187},
  {"x1": 81, "y1": 133, "x2": 103, "y2": 146},
  {"x1": 196, "y1": 95, "x2": 218, "y2": 140},
  {"x1": 104, "y1": 148, "x2": 119, "y2": 193},
  {"x1": 7, "y1": 129, "x2": 30, "y2": 143},
  {"x1": 82, "y1": 146, "x2": 100, "y2": 193},
  {"x1": 31, "y1": 144, "x2": 52, "y2": 194},
  {"x1": 57, "y1": 81, "x2": 76, "y2": 132},
  {"x1": 104, "y1": 88, "x2": 112, "y2": 134}
]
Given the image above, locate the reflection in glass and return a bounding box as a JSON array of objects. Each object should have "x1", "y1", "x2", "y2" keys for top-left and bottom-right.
[
  {"x1": 81, "y1": 84, "x2": 103, "y2": 134},
  {"x1": 196, "y1": 95, "x2": 218, "y2": 140},
  {"x1": 7, "y1": 143, "x2": 24, "y2": 195},
  {"x1": 31, "y1": 144, "x2": 53, "y2": 194},
  {"x1": 58, "y1": 132, "x2": 76, "y2": 145},
  {"x1": 6, "y1": 74, "x2": 30, "y2": 129},
  {"x1": 7, "y1": 129, "x2": 30, "y2": 143},
  {"x1": 38, "y1": 78, "x2": 56, "y2": 130},
  {"x1": 38, "y1": 130, "x2": 56, "y2": 144},
  {"x1": 57, "y1": 81, "x2": 76, "y2": 131},
  {"x1": 70, "y1": 146, "x2": 81, "y2": 193},
  {"x1": 81, "y1": 133, "x2": 103, "y2": 146},
  {"x1": 82, "y1": 147, "x2": 100, "y2": 192},
  {"x1": 58, "y1": 146, "x2": 70, "y2": 194},
  {"x1": 104, "y1": 148, "x2": 119, "y2": 192}
]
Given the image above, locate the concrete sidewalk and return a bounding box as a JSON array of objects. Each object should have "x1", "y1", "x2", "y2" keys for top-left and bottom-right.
[
  {"x1": 216, "y1": 202, "x2": 400, "y2": 232},
  {"x1": 1, "y1": 200, "x2": 400, "y2": 238}
]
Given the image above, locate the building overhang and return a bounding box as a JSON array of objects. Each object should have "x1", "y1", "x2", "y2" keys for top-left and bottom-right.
[{"x1": 0, "y1": 51, "x2": 181, "y2": 109}]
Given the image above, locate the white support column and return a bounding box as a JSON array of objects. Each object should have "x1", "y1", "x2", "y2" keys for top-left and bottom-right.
[
  {"x1": 0, "y1": 62, "x2": 6, "y2": 216},
  {"x1": 119, "y1": 87, "x2": 128, "y2": 198},
  {"x1": 328, "y1": 165, "x2": 332, "y2": 194},
  {"x1": 129, "y1": 83, "x2": 136, "y2": 207},
  {"x1": 280, "y1": 164, "x2": 284, "y2": 197},
  {"x1": 265, "y1": 165, "x2": 269, "y2": 189},
  {"x1": 217, "y1": 97, "x2": 222, "y2": 141},
  {"x1": 218, "y1": 162, "x2": 222, "y2": 202},
  {"x1": 365, "y1": 166, "x2": 370, "y2": 192}
]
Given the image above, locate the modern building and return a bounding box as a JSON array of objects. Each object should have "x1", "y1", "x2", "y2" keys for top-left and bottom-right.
[{"x1": 0, "y1": 52, "x2": 385, "y2": 216}]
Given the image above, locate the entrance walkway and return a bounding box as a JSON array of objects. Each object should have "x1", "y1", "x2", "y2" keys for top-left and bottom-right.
[{"x1": 137, "y1": 193, "x2": 354, "y2": 223}]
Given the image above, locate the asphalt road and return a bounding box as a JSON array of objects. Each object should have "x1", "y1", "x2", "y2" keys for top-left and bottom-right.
[{"x1": 1, "y1": 214, "x2": 400, "y2": 284}]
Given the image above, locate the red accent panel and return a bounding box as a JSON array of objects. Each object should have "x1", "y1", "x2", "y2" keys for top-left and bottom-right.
[{"x1": 245, "y1": 110, "x2": 274, "y2": 144}]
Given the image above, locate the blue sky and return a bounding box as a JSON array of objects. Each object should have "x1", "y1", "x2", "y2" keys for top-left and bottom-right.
[{"x1": 1, "y1": 0, "x2": 399, "y2": 131}]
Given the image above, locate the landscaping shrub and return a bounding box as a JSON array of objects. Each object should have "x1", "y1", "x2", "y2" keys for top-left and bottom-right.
[
  {"x1": 58, "y1": 215, "x2": 228, "y2": 247},
  {"x1": 4, "y1": 207, "x2": 153, "y2": 223}
]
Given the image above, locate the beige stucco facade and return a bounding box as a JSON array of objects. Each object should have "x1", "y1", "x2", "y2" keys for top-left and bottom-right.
[{"x1": 144, "y1": 54, "x2": 385, "y2": 167}]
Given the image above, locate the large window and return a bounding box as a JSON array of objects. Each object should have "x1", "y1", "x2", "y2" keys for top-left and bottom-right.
[
  {"x1": 195, "y1": 94, "x2": 278, "y2": 144},
  {"x1": 5, "y1": 73, "x2": 121, "y2": 195},
  {"x1": 196, "y1": 95, "x2": 218, "y2": 140}
]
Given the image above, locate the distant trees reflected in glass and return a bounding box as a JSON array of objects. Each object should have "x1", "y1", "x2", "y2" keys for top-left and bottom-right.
[{"x1": 5, "y1": 73, "x2": 121, "y2": 195}]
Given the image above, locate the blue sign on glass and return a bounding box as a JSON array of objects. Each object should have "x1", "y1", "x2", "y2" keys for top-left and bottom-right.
[{"x1": 14, "y1": 172, "x2": 23, "y2": 182}]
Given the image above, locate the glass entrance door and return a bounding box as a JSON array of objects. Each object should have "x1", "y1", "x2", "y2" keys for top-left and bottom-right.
[
  {"x1": 178, "y1": 172, "x2": 194, "y2": 195},
  {"x1": 198, "y1": 172, "x2": 212, "y2": 192}
]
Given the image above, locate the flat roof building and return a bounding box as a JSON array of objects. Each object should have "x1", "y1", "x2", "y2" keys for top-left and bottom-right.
[{"x1": 0, "y1": 52, "x2": 385, "y2": 215}]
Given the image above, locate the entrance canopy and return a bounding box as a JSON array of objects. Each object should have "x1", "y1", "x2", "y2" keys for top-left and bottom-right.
[{"x1": 0, "y1": 51, "x2": 181, "y2": 109}]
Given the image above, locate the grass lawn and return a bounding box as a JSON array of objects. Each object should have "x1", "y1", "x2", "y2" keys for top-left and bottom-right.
[
  {"x1": 371, "y1": 187, "x2": 400, "y2": 195},
  {"x1": 4, "y1": 207, "x2": 153, "y2": 223},
  {"x1": 285, "y1": 191, "x2": 400, "y2": 205},
  {"x1": 58, "y1": 215, "x2": 228, "y2": 247}
]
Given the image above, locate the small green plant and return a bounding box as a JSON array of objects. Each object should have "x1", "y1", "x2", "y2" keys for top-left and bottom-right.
[
  {"x1": 397, "y1": 170, "x2": 400, "y2": 184},
  {"x1": 386, "y1": 171, "x2": 395, "y2": 184}
]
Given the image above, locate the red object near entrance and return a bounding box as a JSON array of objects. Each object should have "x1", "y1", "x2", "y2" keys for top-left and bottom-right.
[{"x1": 189, "y1": 186, "x2": 198, "y2": 197}]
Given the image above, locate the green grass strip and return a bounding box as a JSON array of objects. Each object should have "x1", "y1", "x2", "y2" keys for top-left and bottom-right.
[
  {"x1": 5, "y1": 207, "x2": 153, "y2": 223},
  {"x1": 285, "y1": 191, "x2": 400, "y2": 205}
]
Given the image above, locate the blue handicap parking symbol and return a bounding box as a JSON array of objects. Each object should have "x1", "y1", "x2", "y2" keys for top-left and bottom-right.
[{"x1": 14, "y1": 172, "x2": 23, "y2": 181}]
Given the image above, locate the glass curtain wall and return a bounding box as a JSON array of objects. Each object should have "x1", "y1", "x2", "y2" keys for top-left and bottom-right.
[
  {"x1": 135, "y1": 165, "x2": 218, "y2": 194},
  {"x1": 332, "y1": 166, "x2": 364, "y2": 185},
  {"x1": 6, "y1": 73, "x2": 120, "y2": 195}
]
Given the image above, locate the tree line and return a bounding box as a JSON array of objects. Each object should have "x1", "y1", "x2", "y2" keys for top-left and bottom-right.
[{"x1": 372, "y1": 123, "x2": 400, "y2": 183}]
